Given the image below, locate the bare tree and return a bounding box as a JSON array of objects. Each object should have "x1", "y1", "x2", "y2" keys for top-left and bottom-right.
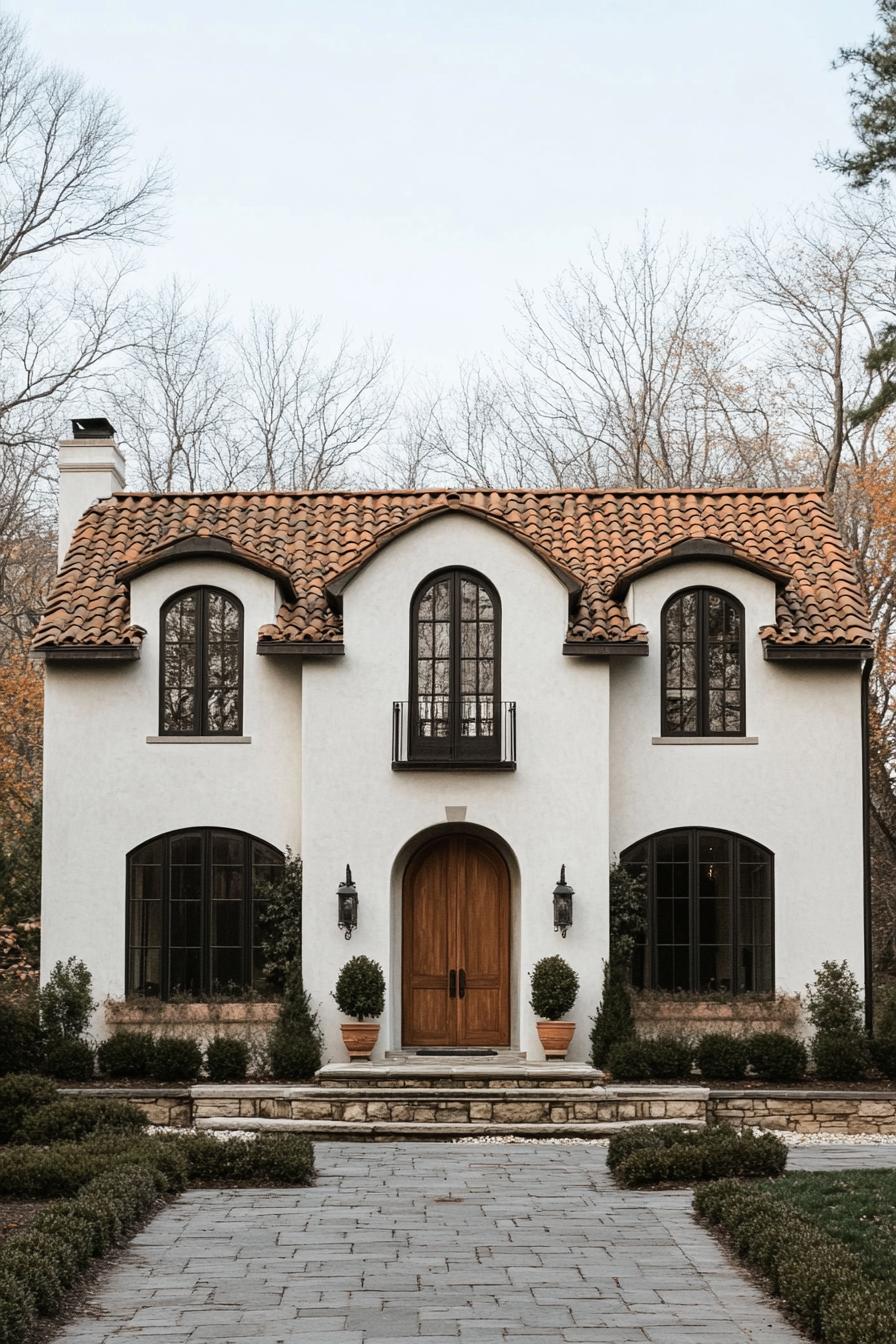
[
  {"x1": 499, "y1": 224, "x2": 781, "y2": 489},
  {"x1": 236, "y1": 308, "x2": 395, "y2": 490},
  {"x1": 111, "y1": 280, "x2": 246, "y2": 492},
  {"x1": 0, "y1": 14, "x2": 166, "y2": 651},
  {"x1": 734, "y1": 194, "x2": 896, "y2": 496}
]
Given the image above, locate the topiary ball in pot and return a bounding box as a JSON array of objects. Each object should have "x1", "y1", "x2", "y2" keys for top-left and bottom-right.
[
  {"x1": 529, "y1": 956, "x2": 579, "y2": 1059},
  {"x1": 333, "y1": 956, "x2": 386, "y2": 1060}
]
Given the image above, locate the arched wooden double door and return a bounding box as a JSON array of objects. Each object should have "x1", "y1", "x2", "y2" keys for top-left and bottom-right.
[{"x1": 402, "y1": 834, "x2": 511, "y2": 1048}]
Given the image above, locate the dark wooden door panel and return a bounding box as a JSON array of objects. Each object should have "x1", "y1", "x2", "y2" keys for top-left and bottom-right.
[
  {"x1": 457, "y1": 838, "x2": 510, "y2": 1046},
  {"x1": 402, "y1": 834, "x2": 510, "y2": 1048}
]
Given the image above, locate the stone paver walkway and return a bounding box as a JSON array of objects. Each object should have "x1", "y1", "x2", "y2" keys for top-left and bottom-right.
[{"x1": 56, "y1": 1141, "x2": 813, "y2": 1344}]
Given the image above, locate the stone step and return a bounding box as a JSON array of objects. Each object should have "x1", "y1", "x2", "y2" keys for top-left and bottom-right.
[
  {"x1": 384, "y1": 1049, "x2": 528, "y2": 1064},
  {"x1": 316, "y1": 1062, "x2": 603, "y2": 1088},
  {"x1": 196, "y1": 1115, "x2": 706, "y2": 1140}
]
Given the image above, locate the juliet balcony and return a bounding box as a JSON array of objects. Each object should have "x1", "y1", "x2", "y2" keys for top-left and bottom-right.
[{"x1": 391, "y1": 700, "x2": 517, "y2": 771}]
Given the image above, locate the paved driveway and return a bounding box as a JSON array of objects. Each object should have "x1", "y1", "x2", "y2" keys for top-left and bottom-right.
[{"x1": 55, "y1": 1140, "x2": 855, "y2": 1344}]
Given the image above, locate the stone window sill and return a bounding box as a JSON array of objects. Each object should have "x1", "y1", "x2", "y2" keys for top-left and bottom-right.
[
  {"x1": 145, "y1": 735, "x2": 252, "y2": 744},
  {"x1": 651, "y1": 736, "x2": 758, "y2": 746}
]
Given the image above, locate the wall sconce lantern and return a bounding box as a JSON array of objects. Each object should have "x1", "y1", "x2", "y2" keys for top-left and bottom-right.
[
  {"x1": 337, "y1": 865, "x2": 358, "y2": 939},
  {"x1": 553, "y1": 865, "x2": 574, "y2": 937}
]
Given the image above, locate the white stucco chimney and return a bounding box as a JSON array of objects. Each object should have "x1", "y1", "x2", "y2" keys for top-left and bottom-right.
[{"x1": 57, "y1": 418, "x2": 125, "y2": 566}]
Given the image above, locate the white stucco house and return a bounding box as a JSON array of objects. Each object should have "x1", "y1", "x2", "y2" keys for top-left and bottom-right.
[{"x1": 33, "y1": 420, "x2": 875, "y2": 1063}]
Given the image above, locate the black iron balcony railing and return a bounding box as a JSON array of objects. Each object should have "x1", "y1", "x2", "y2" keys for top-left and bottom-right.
[{"x1": 392, "y1": 699, "x2": 517, "y2": 770}]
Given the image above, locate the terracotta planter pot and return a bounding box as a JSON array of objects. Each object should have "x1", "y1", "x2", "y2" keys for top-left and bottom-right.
[
  {"x1": 536, "y1": 1020, "x2": 576, "y2": 1059},
  {"x1": 340, "y1": 1022, "x2": 380, "y2": 1060}
]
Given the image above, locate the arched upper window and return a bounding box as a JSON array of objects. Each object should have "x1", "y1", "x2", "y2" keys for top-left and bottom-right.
[
  {"x1": 662, "y1": 587, "x2": 745, "y2": 737},
  {"x1": 621, "y1": 827, "x2": 773, "y2": 995},
  {"x1": 410, "y1": 568, "x2": 500, "y2": 762},
  {"x1": 160, "y1": 587, "x2": 243, "y2": 736},
  {"x1": 127, "y1": 828, "x2": 283, "y2": 999}
]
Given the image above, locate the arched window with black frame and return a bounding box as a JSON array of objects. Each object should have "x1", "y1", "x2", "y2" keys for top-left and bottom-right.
[
  {"x1": 662, "y1": 587, "x2": 745, "y2": 737},
  {"x1": 126, "y1": 828, "x2": 283, "y2": 999},
  {"x1": 160, "y1": 586, "x2": 243, "y2": 736},
  {"x1": 620, "y1": 828, "x2": 773, "y2": 995},
  {"x1": 410, "y1": 568, "x2": 500, "y2": 762}
]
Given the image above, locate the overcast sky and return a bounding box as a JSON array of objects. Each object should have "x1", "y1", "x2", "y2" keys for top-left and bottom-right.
[{"x1": 24, "y1": 0, "x2": 878, "y2": 377}]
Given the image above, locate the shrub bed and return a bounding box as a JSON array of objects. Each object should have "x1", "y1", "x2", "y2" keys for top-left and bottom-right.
[
  {"x1": 695, "y1": 1032, "x2": 748, "y2": 1081},
  {"x1": 205, "y1": 1036, "x2": 249, "y2": 1082},
  {"x1": 695, "y1": 1177, "x2": 896, "y2": 1344},
  {"x1": 0, "y1": 1164, "x2": 161, "y2": 1344},
  {"x1": 150, "y1": 1036, "x2": 203, "y2": 1082},
  {"x1": 607, "y1": 1036, "x2": 692, "y2": 1080},
  {"x1": 0, "y1": 1131, "x2": 314, "y2": 1198},
  {"x1": 607, "y1": 1123, "x2": 786, "y2": 1188},
  {"x1": 745, "y1": 1031, "x2": 808, "y2": 1083}
]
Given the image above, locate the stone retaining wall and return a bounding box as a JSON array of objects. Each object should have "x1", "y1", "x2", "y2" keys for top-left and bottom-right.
[
  {"x1": 708, "y1": 1090, "x2": 896, "y2": 1135},
  {"x1": 189, "y1": 1087, "x2": 706, "y2": 1126},
  {"x1": 62, "y1": 1087, "x2": 191, "y2": 1127}
]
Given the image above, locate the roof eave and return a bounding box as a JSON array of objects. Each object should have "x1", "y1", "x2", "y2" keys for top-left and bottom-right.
[
  {"x1": 562, "y1": 640, "x2": 649, "y2": 658},
  {"x1": 33, "y1": 644, "x2": 141, "y2": 663},
  {"x1": 763, "y1": 641, "x2": 874, "y2": 663}
]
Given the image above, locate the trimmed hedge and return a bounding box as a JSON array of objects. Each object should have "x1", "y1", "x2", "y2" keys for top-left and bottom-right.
[
  {"x1": 695, "y1": 1032, "x2": 749, "y2": 1081},
  {"x1": 43, "y1": 1037, "x2": 96, "y2": 1082},
  {"x1": 96, "y1": 1030, "x2": 156, "y2": 1079},
  {"x1": 156, "y1": 1131, "x2": 315, "y2": 1185},
  {"x1": 150, "y1": 1035, "x2": 203, "y2": 1082},
  {"x1": 607, "y1": 1123, "x2": 787, "y2": 1188},
  {"x1": 695, "y1": 1179, "x2": 896, "y2": 1344},
  {"x1": 205, "y1": 1035, "x2": 250, "y2": 1082},
  {"x1": 607, "y1": 1035, "x2": 692, "y2": 1080},
  {"x1": 745, "y1": 1031, "x2": 808, "y2": 1083},
  {"x1": 0, "y1": 1131, "x2": 314, "y2": 1197},
  {"x1": 0, "y1": 1074, "x2": 57, "y2": 1144},
  {"x1": 19, "y1": 1096, "x2": 148, "y2": 1145},
  {"x1": 0, "y1": 1164, "x2": 161, "y2": 1344},
  {"x1": 813, "y1": 1031, "x2": 871, "y2": 1083}
]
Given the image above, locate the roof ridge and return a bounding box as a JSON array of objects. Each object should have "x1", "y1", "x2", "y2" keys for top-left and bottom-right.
[{"x1": 107, "y1": 485, "x2": 825, "y2": 501}]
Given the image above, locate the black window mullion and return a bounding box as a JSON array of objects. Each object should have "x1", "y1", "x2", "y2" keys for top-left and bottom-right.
[
  {"x1": 449, "y1": 571, "x2": 460, "y2": 759},
  {"x1": 731, "y1": 833, "x2": 739, "y2": 995},
  {"x1": 197, "y1": 589, "x2": 208, "y2": 736},
  {"x1": 697, "y1": 592, "x2": 706, "y2": 736},
  {"x1": 242, "y1": 837, "x2": 251, "y2": 990},
  {"x1": 161, "y1": 836, "x2": 171, "y2": 1000},
  {"x1": 201, "y1": 830, "x2": 210, "y2": 996},
  {"x1": 648, "y1": 837, "x2": 656, "y2": 990},
  {"x1": 689, "y1": 830, "x2": 697, "y2": 992}
]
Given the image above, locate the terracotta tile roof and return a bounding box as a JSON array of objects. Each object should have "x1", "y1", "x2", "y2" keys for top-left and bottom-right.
[{"x1": 31, "y1": 487, "x2": 873, "y2": 655}]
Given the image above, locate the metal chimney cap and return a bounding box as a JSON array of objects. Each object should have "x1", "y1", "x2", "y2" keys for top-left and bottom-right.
[{"x1": 71, "y1": 417, "x2": 116, "y2": 439}]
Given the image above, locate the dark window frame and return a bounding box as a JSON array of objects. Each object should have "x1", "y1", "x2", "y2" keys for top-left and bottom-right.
[
  {"x1": 660, "y1": 586, "x2": 746, "y2": 737},
  {"x1": 620, "y1": 826, "x2": 774, "y2": 995},
  {"x1": 125, "y1": 827, "x2": 282, "y2": 1000},
  {"x1": 408, "y1": 567, "x2": 501, "y2": 762},
  {"x1": 159, "y1": 585, "x2": 245, "y2": 737}
]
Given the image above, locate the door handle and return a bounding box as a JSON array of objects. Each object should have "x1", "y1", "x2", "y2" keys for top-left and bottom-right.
[
  {"x1": 458, "y1": 968, "x2": 466, "y2": 999},
  {"x1": 449, "y1": 969, "x2": 456, "y2": 998}
]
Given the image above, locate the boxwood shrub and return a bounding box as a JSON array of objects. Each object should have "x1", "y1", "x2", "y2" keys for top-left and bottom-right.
[
  {"x1": 695, "y1": 1179, "x2": 896, "y2": 1344},
  {"x1": 607, "y1": 1036, "x2": 692, "y2": 1080},
  {"x1": 150, "y1": 1035, "x2": 203, "y2": 1082},
  {"x1": 745, "y1": 1031, "x2": 808, "y2": 1083},
  {"x1": 205, "y1": 1035, "x2": 250, "y2": 1082},
  {"x1": 0, "y1": 1073, "x2": 57, "y2": 1143},
  {"x1": 19, "y1": 1097, "x2": 148, "y2": 1145},
  {"x1": 695, "y1": 1032, "x2": 749, "y2": 1081},
  {"x1": 96, "y1": 1030, "x2": 156, "y2": 1079},
  {"x1": 813, "y1": 1031, "x2": 871, "y2": 1082},
  {"x1": 43, "y1": 1037, "x2": 96, "y2": 1082},
  {"x1": 607, "y1": 1123, "x2": 786, "y2": 1188}
]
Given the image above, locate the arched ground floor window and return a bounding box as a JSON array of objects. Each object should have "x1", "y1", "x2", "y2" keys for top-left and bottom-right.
[
  {"x1": 127, "y1": 829, "x2": 283, "y2": 999},
  {"x1": 621, "y1": 828, "x2": 773, "y2": 995}
]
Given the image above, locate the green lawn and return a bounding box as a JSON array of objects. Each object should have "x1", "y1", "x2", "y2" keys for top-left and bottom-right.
[{"x1": 762, "y1": 1170, "x2": 896, "y2": 1285}]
